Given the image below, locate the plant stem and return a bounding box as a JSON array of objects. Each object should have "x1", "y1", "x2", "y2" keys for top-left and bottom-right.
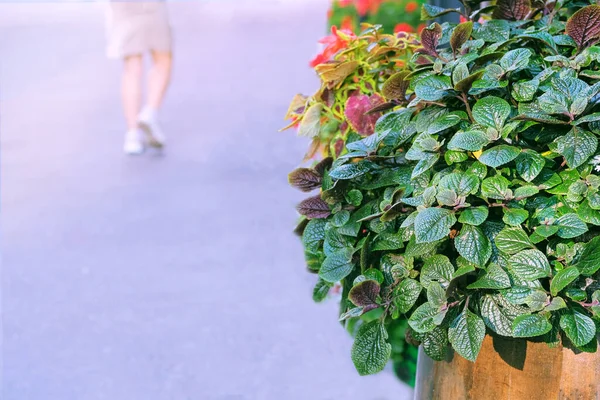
[{"x1": 461, "y1": 92, "x2": 475, "y2": 123}]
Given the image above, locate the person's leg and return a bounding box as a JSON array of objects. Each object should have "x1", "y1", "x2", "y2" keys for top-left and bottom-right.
[
  {"x1": 122, "y1": 54, "x2": 144, "y2": 154},
  {"x1": 147, "y1": 50, "x2": 172, "y2": 111},
  {"x1": 138, "y1": 50, "x2": 172, "y2": 147},
  {"x1": 122, "y1": 54, "x2": 144, "y2": 130}
]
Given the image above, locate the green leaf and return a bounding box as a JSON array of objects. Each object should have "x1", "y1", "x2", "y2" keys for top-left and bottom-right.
[
  {"x1": 556, "y1": 213, "x2": 588, "y2": 239},
  {"x1": 349, "y1": 280, "x2": 381, "y2": 307},
  {"x1": 560, "y1": 311, "x2": 596, "y2": 347},
  {"x1": 574, "y1": 236, "x2": 600, "y2": 275},
  {"x1": 513, "y1": 185, "x2": 539, "y2": 199},
  {"x1": 481, "y1": 175, "x2": 511, "y2": 199},
  {"x1": 448, "y1": 310, "x2": 486, "y2": 362},
  {"x1": 421, "y1": 326, "x2": 449, "y2": 361},
  {"x1": 515, "y1": 150, "x2": 545, "y2": 182},
  {"x1": 550, "y1": 266, "x2": 580, "y2": 296},
  {"x1": 509, "y1": 249, "x2": 551, "y2": 280},
  {"x1": 467, "y1": 264, "x2": 511, "y2": 289},
  {"x1": 411, "y1": 153, "x2": 440, "y2": 179},
  {"x1": 394, "y1": 279, "x2": 422, "y2": 314},
  {"x1": 329, "y1": 161, "x2": 373, "y2": 180},
  {"x1": 481, "y1": 294, "x2": 528, "y2": 336},
  {"x1": 302, "y1": 219, "x2": 327, "y2": 253},
  {"x1": 512, "y1": 314, "x2": 552, "y2": 337},
  {"x1": 495, "y1": 226, "x2": 533, "y2": 254},
  {"x1": 545, "y1": 297, "x2": 567, "y2": 311},
  {"x1": 455, "y1": 225, "x2": 492, "y2": 267},
  {"x1": 346, "y1": 189, "x2": 363, "y2": 207},
  {"x1": 313, "y1": 278, "x2": 332, "y2": 302},
  {"x1": 427, "y1": 282, "x2": 447, "y2": 308},
  {"x1": 420, "y1": 255, "x2": 455, "y2": 288},
  {"x1": 458, "y1": 206, "x2": 489, "y2": 226},
  {"x1": 371, "y1": 232, "x2": 404, "y2": 251},
  {"x1": 427, "y1": 113, "x2": 463, "y2": 135},
  {"x1": 351, "y1": 320, "x2": 392, "y2": 375},
  {"x1": 414, "y1": 208, "x2": 457, "y2": 243},
  {"x1": 503, "y1": 207, "x2": 529, "y2": 226},
  {"x1": 319, "y1": 248, "x2": 355, "y2": 283},
  {"x1": 499, "y1": 49, "x2": 532, "y2": 72},
  {"x1": 447, "y1": 130, "x2": 490, "y2": 151},
  {"x1": 414, "y1": 75, "x2": 452, "y2": 101},
  {"x1": 409, "y1": 302, "x2": 441, "y2": 333},
  {"x1": 439, "y1": 172, "x2": 479, "y2": 197},
  {"x1": 512, "y1": 80, "x2": 539, "y2": 102},
  {"x1": 479, "y1": 145, "x2": 521, "y2": 168},
  {"x1": 555, "y1": 127, "x2": 598, "y2": 169},
  {"x1": 421, "y1": 4, "x2": 461, "y2": 19},
  {"x1": 473, "y1": 96, "x2": 511, "y2": 130}
]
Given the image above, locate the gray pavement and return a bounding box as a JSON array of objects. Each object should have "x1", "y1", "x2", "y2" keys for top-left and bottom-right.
[{"x1": 0, "y1": 2, "x2": 412, "y2": 399}]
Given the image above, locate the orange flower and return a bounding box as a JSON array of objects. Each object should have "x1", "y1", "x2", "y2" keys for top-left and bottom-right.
[
  {"x1": 394, "y1": 22, "x2": 414, "y2": 33},
  {"x1": 405, "y1": 1, "x2": 418, "y2": 13},
  {"x1": 338, "y1": 0, "x2": 353, "y2": 6}
]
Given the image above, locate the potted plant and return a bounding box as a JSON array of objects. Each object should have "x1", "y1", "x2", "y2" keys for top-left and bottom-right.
[
  {"x1": 287, "y1": 0, "x2": 600, "y2": 397},
  {"x1": 284, "y1": 22, "x2": 422, "y2": 385}
]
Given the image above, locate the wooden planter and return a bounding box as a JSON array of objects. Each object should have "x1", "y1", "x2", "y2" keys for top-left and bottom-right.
[{"x1": 414, "y1": 335, "x2": 600, "y2": 400}]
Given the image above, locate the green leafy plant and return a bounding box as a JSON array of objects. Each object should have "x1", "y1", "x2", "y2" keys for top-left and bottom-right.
[{"x1": 289, "y1": 0, "x2": 600, "y2": 376}]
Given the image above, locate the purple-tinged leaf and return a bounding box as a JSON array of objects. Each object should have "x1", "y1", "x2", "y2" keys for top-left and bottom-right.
[
  {"x1": 344, "y1": 93, "x2": 385, "y2": 136},
  {"x1": 450, "y1": 22, "x2": 473, "y2": 54},
  {"x1": 349, "y1": 280, "x2": 381, "y2": 307},
  {"x1": 566, "y1": 5, "x2": 600, "y2": 50},
  {"x1": 288, "y1": 168, "x2": 322, "y2": 192},
  {"x1": 417, "y1": 23, "x2": 442, "y2": 57},
  {"x1": 492, "y1": 0, "x2": 530, "y2": 21},
  {"x1": 314, "y1": 157, "x2": 333, "y2": 176},
  {"x1": 297, "y1": 195, "x2": 331, "y2": 219},
  {"x1": 382, "y1": 71, "x2": 411, "y2": 100}
]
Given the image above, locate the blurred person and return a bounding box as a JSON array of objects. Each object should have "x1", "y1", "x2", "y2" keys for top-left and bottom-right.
[{"x1": 106, "y1": 1, "x2": 173, "y2": 155}]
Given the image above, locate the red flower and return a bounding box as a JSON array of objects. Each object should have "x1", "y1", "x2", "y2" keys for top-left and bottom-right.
[
  {"x1": 309, "y1": 26, "x2": 356, "y2": 67},
  {"x1": 355, "y1": 0, "x2": 372, "y2": 16},
  {"x1": 405, "y1": 1, "x2": 418, "y2": 13},
  {"x1": 394, "y1": 22, "x2": 414, "y2": 33},
  {"x1": 341, "y1": 15, "x2": 355, "y2": 31},
  {"x1": 338, "y1": 0, "x2": 353, "y2": 7},
  {"x1": 460, "y1": 15, "x2": 468, "y2": 23}
]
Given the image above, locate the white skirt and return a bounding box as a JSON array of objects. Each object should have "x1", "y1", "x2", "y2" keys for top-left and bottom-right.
[{"x1": 106, "y1": 1, "x2": 172, "y2": 59}]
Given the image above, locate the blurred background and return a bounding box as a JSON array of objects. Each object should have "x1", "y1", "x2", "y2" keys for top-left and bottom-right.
[{"x1": 0, "y1": 0, "x2": 448, "y2": 398}]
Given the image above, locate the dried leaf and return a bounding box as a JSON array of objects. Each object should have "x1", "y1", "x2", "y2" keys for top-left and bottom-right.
[
  {"x1": 284, "y1": 94, "x2": 308, "y2": 120},
  {"x1": 319, "y1": 61, "x2": 359, "y2": 86},
  {"x1": 298, "y1": 103, "x2": 323, "y2": 138}
]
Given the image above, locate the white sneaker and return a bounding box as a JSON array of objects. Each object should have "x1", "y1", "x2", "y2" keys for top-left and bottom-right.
[
  {"x1": 124, "y1": 129, "x2": 144, "y2": 155},
  {"x1": 138, "y1": 107, "x2": 166, "y2": 148}
]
